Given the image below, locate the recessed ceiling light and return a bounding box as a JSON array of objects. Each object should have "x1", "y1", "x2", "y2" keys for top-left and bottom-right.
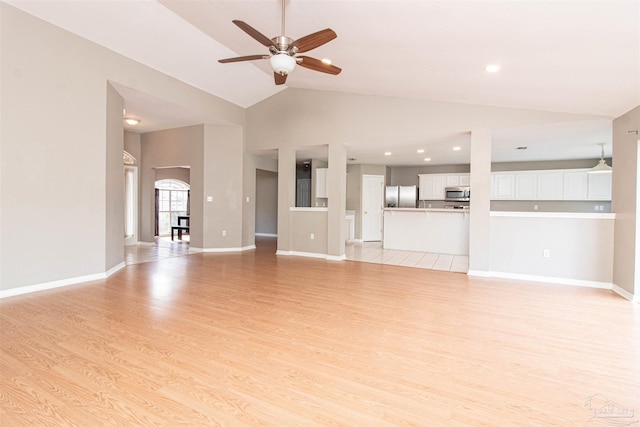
[
  {"x1": 417, "y1": 149, "x2": 425, "y2": 153},
  {"x1": 485, "y1": 64, "x2": 501, "y2": 73},
  {"x1": 124, "y1": 118, "x2": 140, "y2": 125},
  {"x1": 424, "y1": 157, "x2": 431, "y2": 162},
  {"x1": 348, "y1": 157, "x2": 357, "y2": 161},
  {"x1": 321, "y1": 58, "x2": 332, "y2": 65},
  {"x1": 516, "y1": 146, "x2": 528, "y2": 150},
  {"x1": 384, "y1": 152, "x2": 392, "y2": 156},
  {"x1": 453, "y1": 146, "x2": 461, "y2": 151}
]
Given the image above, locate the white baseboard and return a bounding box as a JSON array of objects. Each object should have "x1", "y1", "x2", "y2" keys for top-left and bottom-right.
[
  {"x1": 137, "y1": 241, "x2": 155, "y2": 247},
  {"x1": 276, "y1": 250, "x2": 345, "y2": 261},
  {"x1": 255, "y1": 233, "x2": 277, "y2": 237},
  {"x1": 467, "y1": 270, "x2": 492, "y2": 277},
  {"x1": 612, "y1": 284, "x2": 638, "y2": 303},
  {"x1": 0, "y1": 261, "x2": 126, "y2": 299},
  {"x1": 469, "y1": 270, "x2": 613, "y2": 290},
  {"x1": 192, "y1": 245, "x2": 256, "y2": 253}
]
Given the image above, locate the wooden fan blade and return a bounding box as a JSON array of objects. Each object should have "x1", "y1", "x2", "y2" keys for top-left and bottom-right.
[
  {"x1": 232, "y1": 20, "x2": 277, "y2": 48},
  {"x1": 297, "y1": 56, "x2": 342, "y2": 75},
  {"x1": 218, "y1": 54, "x2": 269, "y2": 63},
  {"x1": 291, "y1": 29, "x2": 337, "y2": 53},
  {"x1": 274, "y1": 72, "x2": 288, "y2": 85}
]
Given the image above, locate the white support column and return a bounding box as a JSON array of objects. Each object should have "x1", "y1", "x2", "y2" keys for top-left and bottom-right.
[{"x1": 469, "y1": 129, "x2": 492, "y2": 274}]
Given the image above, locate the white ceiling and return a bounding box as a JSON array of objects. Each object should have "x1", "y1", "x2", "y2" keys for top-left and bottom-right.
[{"x1": 7, "y1": 0, "x2": 639, "y2": 165}]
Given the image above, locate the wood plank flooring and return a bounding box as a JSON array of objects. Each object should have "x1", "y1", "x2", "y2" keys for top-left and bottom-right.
[{"x1": 1, "y1": 237, "x2": 638, "y2": 426}]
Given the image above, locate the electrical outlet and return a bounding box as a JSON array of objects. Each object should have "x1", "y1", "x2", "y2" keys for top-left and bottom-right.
[
  {"x1": 207, "y1": 196, "x2": 213, "y2": 202},
  {"x1": 594, "y1": 205, "x2": 599, "y2": 211},
  {"x1": 246, "y1": 196, "x2": 250, "y2": 203},
  {"x1": 310, "y1": 233, "x2": 315, "y2": 240},
  {"x1": 543, "y1": 249, "x2": 550, "y2": 258},
  {"x1": 222, "y1": 230, "x2": 226, "y2": 237},
  {"x1": 533, "y1": 205, "x2": 538, "y2": 210}
]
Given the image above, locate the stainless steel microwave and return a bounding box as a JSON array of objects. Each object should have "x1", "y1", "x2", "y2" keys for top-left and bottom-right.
[{"x1": 445, "y1": 186, "x2": 470, "y2": 202}]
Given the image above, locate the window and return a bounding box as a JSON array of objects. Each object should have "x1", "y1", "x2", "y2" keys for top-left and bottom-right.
[{"x1": 155, "y1": 179, "x2": 189, "y2": 236}]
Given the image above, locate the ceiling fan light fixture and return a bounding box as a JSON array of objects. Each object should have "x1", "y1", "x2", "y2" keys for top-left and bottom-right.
[{"x1": 270, "y1": 53, "x2": 296, "y2": 75}]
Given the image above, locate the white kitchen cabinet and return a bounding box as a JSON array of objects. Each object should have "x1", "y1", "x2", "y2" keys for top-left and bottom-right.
[
  {"x1": 491, "y1": 168, "x2": 611, "y2": 201},
  {"x1": 433, "y1": 175, "x2": 448, "y2": 199},
  {"x1": 563, "y1": 171, "x2": 588, "y2": 200},
  {"x1": 446, "y1": 175, "x2": 460, "y2": 186},
  {"x1": 587, "y1": 172, "x2": 612, "y2": 200},
  {"x1": 493, "y1": 173, "x2": 516, "y2": 199},
  {"x1": 419, "y1": 173, "x2": 470, "y2": 200},
  {"x1": 315, "y1": 167, "x2": 328, "y2": 198},
  {"x1": 515, "y1": 173, "x2": 537, "y2": 199},
  {"x1": 537, "y1": 172, "x2": 563, "y2": 200},
  {"x1": 418, "y1": 175, "x2": 433, "y2": 200}
]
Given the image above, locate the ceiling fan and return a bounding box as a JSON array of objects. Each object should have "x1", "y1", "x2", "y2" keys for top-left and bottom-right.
[{"x1": 218, "y1": 0, "x2": 341, "y2": 85}]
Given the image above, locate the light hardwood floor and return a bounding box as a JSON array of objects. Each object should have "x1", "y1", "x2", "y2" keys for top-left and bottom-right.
[{"x1": 1, "y1": 237, "x2": 638, "y2": 426}]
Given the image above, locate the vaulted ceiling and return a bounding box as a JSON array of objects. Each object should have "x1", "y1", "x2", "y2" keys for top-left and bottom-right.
[{"x1": 6, "y1": 0, "x2": 639, "y2": 165}]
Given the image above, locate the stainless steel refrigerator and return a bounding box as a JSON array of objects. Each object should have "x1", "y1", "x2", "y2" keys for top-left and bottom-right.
[{"x1": 386, "y1": 185, "x2": 417, "y2": 208}]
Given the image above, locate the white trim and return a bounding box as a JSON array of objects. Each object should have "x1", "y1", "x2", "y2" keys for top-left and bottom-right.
[
  {"x1": 467, "y1": 270, "x2": 492, "y2": 277},
  {"x1": 192, "y1": 246, "x2": 256, "y2": 253},
  {"x1": 276, "y1": 251, "x2": 345, "y2": 261},
  {"x1": 137, "y1": 241, "x2": 156, "y2": 247},
  {"x1": 106, "y1": 262, "x2": 126, "y2": 277},
  {"x1": 288, "y1": 251, "x2": 327, "y2": 259},
  {"x1": 255, "y1": 233, "x2": 277, "y2": 237},
  {"x1": 612, "y1": 284, "x2": 638, "y2": 303},
  {"x1": 0, "y1": 262, "x2": 126, "y2": 299},
  {"x1": 490, "y1": 211, "x2": 615, "y2": 220},
  {"x1": 289, "y1": 207, "x2": 328, "y2": 212},
  {"x1": 479, "y1": 271, "x2": 612, "y2": 289}
]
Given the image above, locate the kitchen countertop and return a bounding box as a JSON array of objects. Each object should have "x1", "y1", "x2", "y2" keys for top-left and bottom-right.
[{"x1": 383, "y1": 208, "x2": 469, "y2": 213}]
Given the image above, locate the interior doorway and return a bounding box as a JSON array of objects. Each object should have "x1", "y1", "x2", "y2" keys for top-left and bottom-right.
[
  {"x1": 362, "y1": 174, "x2": 385, "y2": 241},
  {"x1": 256, "y1": 169, "x2": 278, "y2": 244}
]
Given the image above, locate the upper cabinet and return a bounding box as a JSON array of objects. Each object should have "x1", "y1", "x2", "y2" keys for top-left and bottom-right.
[
  {"x1": 419, "y1": 173, "x2": 470, "y2": 200},
  {"x1": 491, "y1": 169, "x2": 611, "y2": 201}
]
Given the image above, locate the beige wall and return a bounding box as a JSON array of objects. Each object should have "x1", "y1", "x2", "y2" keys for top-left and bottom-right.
[
  {"x1": 246, "y1": 88, "x2": 606, "y2": 153},
  {"x1": 155, "y1": 167, "x2": 190, "y2": 184},
  {"x1": 469, "y1": 130, "x2": 492, "y2": 273},
  {"x1": 105, "y1": 84, "x2": 125, "y2": 271},
  {"x1": 612, "y1": 105, "x2": 640, "y2": 299},
  {"x1": 0, "y1": 4, "x2": 244, "y2": 292},
  {"x1": 202, "y1": 124, "x2": 244, "y2": 250}
]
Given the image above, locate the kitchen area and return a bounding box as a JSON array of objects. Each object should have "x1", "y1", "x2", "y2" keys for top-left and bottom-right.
[
  {"x1": 382, "y1": 179, "x2": 470, "y2": 255},
  {"x1": 346, "y1": 158, "x2": 613, "y2": 279}
]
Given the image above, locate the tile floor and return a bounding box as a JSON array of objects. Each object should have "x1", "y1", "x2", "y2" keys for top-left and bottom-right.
[
  {"x1": 125, "y1": 236, "x2": 468, "y2": 274},
  {"x1": 345, "y1": 241, "x2": 469, "y2": 273}
]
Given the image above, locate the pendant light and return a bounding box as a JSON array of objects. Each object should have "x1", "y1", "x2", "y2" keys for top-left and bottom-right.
[{"x1": 588, "y1": 143, "x2": 612, "y2": 174}]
